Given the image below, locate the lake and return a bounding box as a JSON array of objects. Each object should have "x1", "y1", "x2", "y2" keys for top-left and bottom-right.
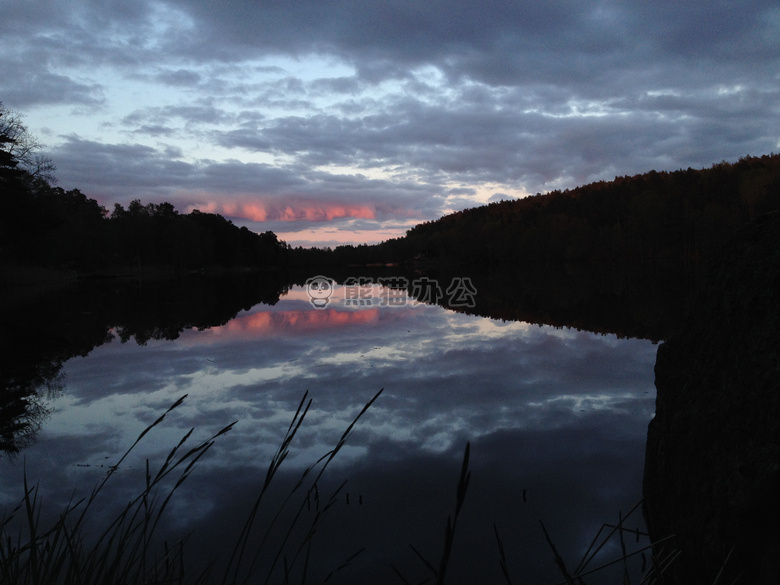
[{"x1": 0, "y1": 271, "x2": 666, "y2": 584}]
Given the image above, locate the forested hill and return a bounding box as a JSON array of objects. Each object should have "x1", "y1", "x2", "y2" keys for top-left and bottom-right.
[
  {"x1": 4, "y1": 96, "x2": 780, "y2": 277},
  {"x1": 1, "y1": 105, "x2": 288, "y2": 279},
  {"x1": 0, "y1": 190, "x2": 289, "y2": 278},
  {"x1": 336, "y1": 154, "x2": 780, "y2": 268}
]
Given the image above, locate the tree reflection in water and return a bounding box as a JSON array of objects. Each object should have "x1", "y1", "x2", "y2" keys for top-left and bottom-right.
[{"x1": 0, "y1": 271, "x2": 290, "y2": 456}]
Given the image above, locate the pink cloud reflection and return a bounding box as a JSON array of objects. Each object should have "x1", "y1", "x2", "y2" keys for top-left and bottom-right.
[{"x1": 184, "y1": 307, "x2": 382, "y2": 345}]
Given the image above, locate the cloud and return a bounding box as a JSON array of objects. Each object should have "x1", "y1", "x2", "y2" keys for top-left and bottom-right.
[
  {"x1": 47, "y1": 135, "x2": 437, "y2": 234},
  {"x1": 0, "y1": 67, "x2": 104, "y2": 108},
  {"x1": 1, "y1": 0, "x2": 778, "y2": 245},
  {"x1": 197, "y1": 199, "x2": 377, "y2": 222}
]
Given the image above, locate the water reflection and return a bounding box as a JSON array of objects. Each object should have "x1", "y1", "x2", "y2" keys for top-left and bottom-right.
[
  {"x1": 0, "y1": 277, "x2": 658, "y2": 584},
  {"x1": 1, "y1": 265, "x2": 689, "y2": 456}
]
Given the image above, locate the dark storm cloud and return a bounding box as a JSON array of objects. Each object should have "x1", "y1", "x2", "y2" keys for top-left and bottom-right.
[
  {"x1": 49, "y1": 137, "x2": 197, "y2": 199},
  {"x1": 0, "y1": 64, "x2": 104, "y2": 107},
  {"x1": 1, "y1": 0, "x2": 164, "y2": 72},
  {"x1": 121, "y1": 104, "x2": 239, "y2": 129},
  {"x1": 48, "y1": 135, "x2": 443, "y2": 225},
  {"x1": 152, "y1": 68, "x2": 203, "y2": 87},
  {"x1": 5, "y1": 0, "x2": 778, "y2": 103},
  {"x1": 143, "y1": 73, "x2": 779, "y2": 196},
  {"x1": 165, "y1": 0, "x2": 779, "y2": 86}
]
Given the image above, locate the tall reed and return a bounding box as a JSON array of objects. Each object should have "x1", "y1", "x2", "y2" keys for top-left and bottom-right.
[
  {"x1": 391, "y1": 441, "x2": 471, "y2": 585},
  {"x1": 2, "y1": 388, "x2": 690, "y2": 584},
  {"x1": 0, "y1": 389, "x2": 383, "y2": 585}
]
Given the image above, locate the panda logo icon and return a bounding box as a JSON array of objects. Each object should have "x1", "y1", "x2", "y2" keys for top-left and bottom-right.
[{"x1": 305, "y1": 275, "x2": 335, "y2": 309}]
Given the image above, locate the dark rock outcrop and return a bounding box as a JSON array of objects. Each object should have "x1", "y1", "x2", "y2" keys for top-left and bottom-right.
[{"x1": 644, "y1": 212, "x2": 780, "y2": 584}]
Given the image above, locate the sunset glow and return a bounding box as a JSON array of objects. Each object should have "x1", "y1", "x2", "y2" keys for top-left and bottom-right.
[
  {"x1": 191, "y1": 199, "x2": 377, "y2": 224},
  {"x1": 2, "y1": 1, "x2": 777, "y2": 246}
]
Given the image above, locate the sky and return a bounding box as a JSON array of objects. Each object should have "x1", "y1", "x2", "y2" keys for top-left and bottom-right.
[{"x1": 1, "y1": 0, "x2": 779, "y2": 247}]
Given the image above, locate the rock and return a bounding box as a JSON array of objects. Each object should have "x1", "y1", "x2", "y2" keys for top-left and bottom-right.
[{"x1": 643, "y1": 212, "x2": 780, "y2": 584}]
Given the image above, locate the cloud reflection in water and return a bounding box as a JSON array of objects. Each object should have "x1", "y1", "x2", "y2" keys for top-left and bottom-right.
[{"x1": 0, "y1": 285, "x2": 658, "y2": 584}]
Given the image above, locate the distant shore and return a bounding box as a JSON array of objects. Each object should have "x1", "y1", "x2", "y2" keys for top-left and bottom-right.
[{"x1": 0, "y1": 262, "x2": 285, "y2": 288}]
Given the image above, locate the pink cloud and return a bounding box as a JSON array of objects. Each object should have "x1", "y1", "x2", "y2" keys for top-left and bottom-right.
[{"x1": 185, "y1": 197, "x2": 376, "y2": 223}]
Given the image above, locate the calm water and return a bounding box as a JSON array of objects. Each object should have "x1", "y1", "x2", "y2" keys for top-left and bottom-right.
[{"x1": 0, "y1": 279, "x2": 659, "y2": 584}]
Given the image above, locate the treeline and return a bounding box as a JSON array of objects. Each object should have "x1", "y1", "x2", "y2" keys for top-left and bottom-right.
[
  {"x1": 5, "y1": 101, "x2": 780, "y2": 276},
  {"x1": 1, "y1": 104, "x2": 288, "y2": 275},
  {"x1": 1, "y1": 186, "x2": 288, "y2": 274},
  {"x1": 328, "y1": 154, "x2": 780, "y2": 268},
  {"x1": 105, "y1": 201, "x2": 287, "y2": 271}
]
